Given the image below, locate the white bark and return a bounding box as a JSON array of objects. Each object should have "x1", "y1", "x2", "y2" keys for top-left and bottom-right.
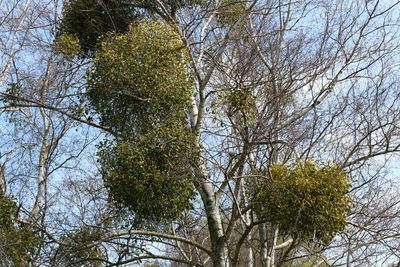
[
  {"x1": 31, "y1": 57, "x2": 52, "y2": 219},
  {"x1": 0, "y1": 162, "x2": 5, "y2": 196},
  {"x1": 242, "y1": 185, "x2": 255, "y2": 267},
  {"x1": 197, "y1": 169, "x2": 228, "y2": 267},
  {"x1": 259, "y1": 224, "x2": 268, "y2": 266},
  {"x1": 31, "y1": 106, "x2": 50, "y2": 219},
  {"x1": 266, "y1": 226, "x2": 279, "y2": 267}
]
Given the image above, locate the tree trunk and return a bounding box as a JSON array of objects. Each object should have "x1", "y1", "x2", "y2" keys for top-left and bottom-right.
[
  {"x1": 266, "y1": 226, "x2": 279, "y2": 267},
  {"x1": 199, "y1": 179, "x2": 229, "y2": 267},
  {"x1": 259, "y1": 223, "x2": 268, "y2": 266},
  {"x1": 195, "y1": 161, "x2": 229, "y2": 266},
  {"x1": 31, "y1": 106, "x2": 50, "y2": 219}
]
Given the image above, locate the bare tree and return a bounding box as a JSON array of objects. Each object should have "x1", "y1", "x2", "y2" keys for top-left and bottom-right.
[
  {"x1": 0, "y1": 0, "x2": 104, "y2": 265},
  {"x1": 156, "y1": 0, "x2": 400, "y2": 266}
]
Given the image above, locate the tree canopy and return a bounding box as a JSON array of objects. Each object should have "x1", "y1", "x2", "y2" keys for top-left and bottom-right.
[{"x1": 1, "y1": 0, "x2": 400, "y2": 266}]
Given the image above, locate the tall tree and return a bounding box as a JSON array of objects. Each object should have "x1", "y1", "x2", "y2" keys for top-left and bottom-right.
[
  {"x1": 1, "y1": 0, "x2": 400, "y2": 266},
  {"x1": 59, "y1": 0, "x2": 400, "y2": 266},
  {"x1": 0, "y1": 0, "x2": 106, "y2": 265}
]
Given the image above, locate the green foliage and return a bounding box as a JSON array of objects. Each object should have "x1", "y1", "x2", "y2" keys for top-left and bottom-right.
[
  {"x1": 88, "y1": 20, "x2": 197, "y2": 223},
  {"x1": 1, "y1": 82, "x2": 22, "y2": 107},
  {"x1": 88, "y1": 20, "x2": 193, "y2": 136},
  {"x1": 217, "y1": 0, "x2": 245, "y2": 25},
  {"x1": 54, "y1": 33, "x2": 81, "y2": 59},
  {"x1": 226, "y1": 87, "x2": 254, "y2": 113},
  {"x1": 99, "y1": 129, "x2": 196, "y2": 222},
  {"x1": 55, "y1": 227, "x2": 106, "y2": 266},
  {"x1": 0, "y1": 196, "x2": 42, "y2": 267},
  {"x1": 225, "y1": 86, "x2": 257, "y2": 126},
  {"x1": 58, "y1": 0, "x2": 202, "y2": 57},
  {"x1": 59, "y1": 0, "x2": 138, "y2": 56},
  {"x1": 0, "y1": 196, "x2": 17, "y2": 230},
  {"x1": 254, "y1": 161, "x2": 352, "y2": 244}
]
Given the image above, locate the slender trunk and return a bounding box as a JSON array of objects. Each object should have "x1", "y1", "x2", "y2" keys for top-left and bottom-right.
[
  {"x1": 31, "y1": 56, "x2": 52, "y2": 220},
  {"x1": 243, "y1": 189, "x2": 254, "y2": 267},
  {"x1": 259, "y1": 223, "x2": 268, "y2": 266},
  {"x1": 0, "y1": 162, "x2": 5, "y2": 196},
  {"x1": 193, "y1": 129, "x2": 228, "y2": 266},
  {"x1": 346, "y1": 237, "x2": 352, "y2": 267},
  {"x1": 192, "y1": 85, "x2": 229, "y2": 266},
  {"x1": 31, "y1": 107, "x2": 50, "y2": 219},
  {"x1": 197, "y1": 174, "x2": 228, "y2": 267},
  {"x1": 266, "y1": 226, "x2": 279, "y2": 267},
  {"x1": 245, "y1": 226, "x2": 255, "y2": 267}
]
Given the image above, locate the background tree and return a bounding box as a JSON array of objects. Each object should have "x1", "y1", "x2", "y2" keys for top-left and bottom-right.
[{"x1": 0, "y1": 0, "x2": 109, "y2": 265}]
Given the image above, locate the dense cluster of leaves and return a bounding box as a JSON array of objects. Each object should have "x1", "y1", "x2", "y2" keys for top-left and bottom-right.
[
  {"x1": 55, "y1": 227, "x2": 106, "y2": 267},
  {"x1": 88, "y1": 20, "x2": 197, "y2": 222},
  {"x1": 58, "y1": 0, "x2": 203, "y2": 56},
  {"x1": 254, "y1": 161, "x2": 352, "y2": 244},
  {"x1": 59, "y1": 0, "x2": 138, "y2": 56},
  {"x1": 88, "y1": 20, "x2": 193, "y2": 136},
  {"x1": 217, "y1": 0, "x2": 245, "y2": 25},
  {"x1": 226, "y1": 87, "x2": 255, "y2": 113},
  {"x1": 0, "y1": 196, "x2": 41, "y2": 267},
  {"x1": 54, "y1": 33, "x2": 81, "y2": 59},
  {"x1": 99, "y1": 130, "x2": 196, "y2": 222}
]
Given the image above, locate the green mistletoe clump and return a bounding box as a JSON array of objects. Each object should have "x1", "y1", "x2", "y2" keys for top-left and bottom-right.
[
  {"x1": 254, "y1": 161, "x2": 352, "y2": 244},
  {"x1": 89, "y1": 20, "x2": 197, "y2": 223}
]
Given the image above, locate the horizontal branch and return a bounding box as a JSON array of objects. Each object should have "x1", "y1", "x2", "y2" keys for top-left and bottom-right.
[
  {"x1": 105, "y1": 254, "x2": 204, "y2": 267},
  {"x1": 101, "y1": 230, "x2": 211, "y2": 256},
  {"x1": 0, "y1": 92, "x2": 115, "y2": 134},
  {"x1": 275, "y1": 238, "x2": 293, "y2": 249}
]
